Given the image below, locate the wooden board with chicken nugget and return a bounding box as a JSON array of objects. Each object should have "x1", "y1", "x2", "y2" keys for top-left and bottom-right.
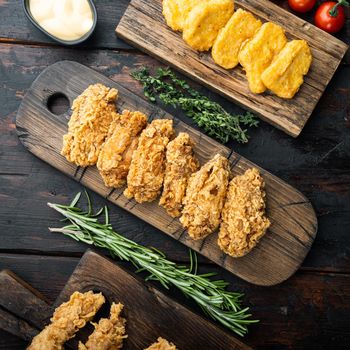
[
  {"x1": 116, "y1": 0, "x2": 348, "y2": 137},
  {"x1": 16, "y1": 61, "x2": 317, "y2": 286}
]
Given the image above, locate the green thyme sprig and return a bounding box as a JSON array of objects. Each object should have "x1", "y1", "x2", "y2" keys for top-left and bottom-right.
[
  {"x1": 48, "y1": 192, "x2": 258, "y2": 336},
  {"x1": 131, "y1": 67, "x2": 258, "y2": 143}
]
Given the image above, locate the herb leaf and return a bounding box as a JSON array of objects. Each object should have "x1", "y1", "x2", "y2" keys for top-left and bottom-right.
[
  {"x1": 48, "y1": 192, "x2": 258, "y2": 336},
  {"x1": 131, "y1": 67, "x2": 258, "y2": 143}
]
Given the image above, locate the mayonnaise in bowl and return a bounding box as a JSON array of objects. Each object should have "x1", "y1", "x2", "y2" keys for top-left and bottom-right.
[{"x1": 27, "y1": 0, "x2": 96, "y2": 43}]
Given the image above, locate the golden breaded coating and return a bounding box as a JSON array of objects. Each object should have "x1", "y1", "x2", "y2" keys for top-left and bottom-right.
[
  {"x1": 159, "y1": 132, "x2": 199, "y2": 218},
  {"x1": 144, "y1": 337, "x2": 178, "y2": 350},
  {"x1": 97, "y1": 110, "x2": 148, "y2": 188},
  {"x1": 238, "y1": 22, "x2": 287, "y2": 94},
  {"x1": 218, "y1": 168, "x2": 270, "y2": 257},
  {"x1": 78, "y1": 303, "x2": 127, "y2": 350},
  {"x1": 183, "y1": 0, "x2": 234, "y2": 51},
  {"x1": 27, "y1": 291, "x2": 105, "y2": 350},
  {"x1": 180, "y1": 154, "x2": 229, "y2": 240},
  {"x1": 212, "y1": 9, "x2": 262, "y2": 69},
  {"x1": 162, "y1": 0, "x2": 201, "y2": 31},
  {"x1": 124, "y1": 119, "x2": 174, "y2": 203},
  {"x1": 261, "y1": 40, "x2": 312, "y2": 99},
  {"x1": 61, "y1": 84, "x2": 119, "y2": 167}
]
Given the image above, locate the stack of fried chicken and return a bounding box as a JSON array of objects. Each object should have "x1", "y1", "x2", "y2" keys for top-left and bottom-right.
[
  {"x1": 27, "y1": 291, "x2": 177, "y2": 350},
  {"x1": 61, "y1": 83, "x2": 270, "y2": 258},
  {"x1": 162, "y1": 0, "x2": 312, "y2": 99}
]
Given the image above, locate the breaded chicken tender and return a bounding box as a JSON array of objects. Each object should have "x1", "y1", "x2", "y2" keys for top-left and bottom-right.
[
  {"x1": 180, "y1": 154, "x2": 229, "y2": 240},
  {"x1": 27, "y1": 291, "x2": 105, "y2": 350},
  {"x1": 61, "y1": 84, "x2": 119, "y2": 167},
  {"x1": 124, "y1": 119, "x2": 174, "y2": 203},
  {"x1": 238, "y1": 22, "x2": 287, "y2": 94},
  {"x1": 183, "y1": 0, "x2": 234, "y2": 51},
  {"x1": 159, "y1": 132, "x2": 199, "y2": 217},
  {"x1": 212, "y1": 9, "x2": 262, "y2": 69},
  {"x1": 162, "y1": 0, "x2": 201, "y2": 31},
  {"x1": 78, "y1": 303, "x2": 127, "y2": 350},
  {"x1": 261, "y1": 40, "x2": 312, "y2": 99},
  {"x1": 144, "y1": 337, "x2": 178, "y2": 350},
  {"x1": 97, "y1": 110, "x2": 148, "y2": 188},
  {"x1": 218, "y1": 168, "x2": 270, "y2": 257}
]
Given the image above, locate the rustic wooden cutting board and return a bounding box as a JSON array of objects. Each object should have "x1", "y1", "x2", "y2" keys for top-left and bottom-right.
[
  {"x1": 0, "y1": 252, "x2": 253, "y2": 349},
  {"x1": 116, "y1": 0, "x2": 348, "y2": 137},
  {"x1": 16, "y1": 60, "x2": 317, "y2": 286}
]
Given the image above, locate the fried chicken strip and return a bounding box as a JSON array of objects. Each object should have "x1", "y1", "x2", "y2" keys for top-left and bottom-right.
[
  {"x1": 144, "y1": 337, "x2": 178, "y2": 350},
  {"x1": 159, "y1": 132, "x2": 199, "y2": 217},
  {"x1": 124, "y1": 119, "x2": 174, "y2": 203},
  {"x1": 61, "y1": 84, "x2": 119, "y2": 166},
  {"x1": 97, "y1": 110, "x2": 148, "y2": 188},
  {"x1": 180, "y1": 154, "x2": 230, "y2": 240},
  {"x1": 218, "y1": 168, "x2": 270, "y2": 257},
  {"x1": 27, "y1": 291, "x2": 105, "y2": 350},
  {"x1": 78, "y1": 303, "x2": 127, "y2": 350}
]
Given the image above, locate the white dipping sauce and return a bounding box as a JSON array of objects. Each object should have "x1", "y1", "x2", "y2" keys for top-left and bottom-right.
[{"x1": 29, "y1": 0, "x2": 94, "y2": 41}]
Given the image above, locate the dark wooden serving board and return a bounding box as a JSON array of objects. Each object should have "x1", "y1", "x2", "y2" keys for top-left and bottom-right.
[
  {"x1": 0, "y1": 252, "x2": 253, "y2": 350},
  {"x1": 116, "y1": 0, "x2": 348, "y2": 137},
  {"x1": 16, "y1": 60, "x2": 317, "y2": 286}
]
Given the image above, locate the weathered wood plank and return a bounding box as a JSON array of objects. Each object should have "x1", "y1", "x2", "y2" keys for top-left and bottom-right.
[
  {"x1": 15, "y1": 60, "x2": 317, "y2": 285},
  {"x1": 53, "y1": 250, "x2": 252, "y2": 350},
  {"x1": 0, "y1": 44, "x2": 349, "y2": 271},
  {"x1": 0, "y1": 254, "x2": 349, "y2": 349},
  {"x1": 116, "y1": 0, "x2": 348, "y2": 137}
]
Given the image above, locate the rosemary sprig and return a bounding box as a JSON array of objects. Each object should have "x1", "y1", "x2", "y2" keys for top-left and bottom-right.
[
  {"x1": 131, "y1": 67, "x2": 258, "y2": 144},
  {"x1": 48, "y1": 192, "x2": 258, "y2": 336}
]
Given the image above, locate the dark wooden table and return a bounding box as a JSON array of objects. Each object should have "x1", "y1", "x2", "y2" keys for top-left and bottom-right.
[{"x1": 0, "y1": 1, "x2": 349, "y2": 349}]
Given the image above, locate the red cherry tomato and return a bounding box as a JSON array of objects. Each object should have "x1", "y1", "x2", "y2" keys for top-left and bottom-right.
[
  {"x1": 288, "y1": 0, "x2": 316, "y2": 13},
  {"x1": 314, "y1": 2, "x2": 346, "y2": 33}
]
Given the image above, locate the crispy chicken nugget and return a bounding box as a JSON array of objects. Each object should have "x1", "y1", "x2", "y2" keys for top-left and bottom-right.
[
  {"x1": 78, "y1": 303, "x2": 127, "y2": 350},
  {"x1": 261, "y1": 40, "x2": 312, "y2": 99},
  {"x1": 238, "y1": 22, "x2": 287, "y2": 94},
  {"x1": 180, "y1": 154, "x2": 230, "y2": 240},
  {"x1": 97, "y1": 110, "x2": 148, "y2": 188},
  {"x1": 162, "y1": 0, "x2": 202, "y2": 31},
  {"x1": 183, "y1": 0, "x2": 234, "y2": 51},
  {"x1": 144, "y1": 337, "x2": 178, "y2": 350},
  {"x1": 159, "y1": 132, "x2": 200, "y2": 218},
  {"x1": 124, "y1": 119, "x2": 174, "y2": 203},
  {"x1": 27, "y1": 291, "x2": 105, "y2": 350},
  {"x1": 212, "y1": 9, "x2": 262, "y2": 69},
  {"x1": 61, "y1": 84, "x2": 119, "y2": 167},
  {"x1": 218, "y1": 168, "x2": 270, "y2": 257}
]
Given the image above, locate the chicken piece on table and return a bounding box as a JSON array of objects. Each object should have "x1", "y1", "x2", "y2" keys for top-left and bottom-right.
[
  {"x1": 261, "y1": 40, "x2": 312, "y2": 99},
  {"x1": 218, "y1": 168, "x2": 270, "y2": 257},
  {"x1": 27, "y1": 291, "x2": 105, "y2": 350},
  {"x1": 162, "y1": 0, "x2": 202, "y2": 31},
  {"x1": 61, "y1": 84, "x2": 119, "y2": 167},
  {"x1": 238, "y1": 22, "x2": 287, "y2": 94},
  {"x1": 183, "y1": 0, "x2": 234, "y2": 51},
  {"x1": 144, "y1": 337, "x2": 178, "y2": 350},
  {"x1": 124, "y1": 119, "x2": 174, "y2": 203},
  {"x1": 180, "y1": 154, "x2": 230, "y2": 240},
  {"x1": 97, "y1": 110, "x2": 148, "y2": 188},
  {"x1": 212, "y1": 9, "x2": 262, "y2": 69},
  {"x1": 78, "y1": 303, "x2": 127, "y2": 350},
  {"x1": 159, "y1": 132, "x2": 199, "y2": 218}
]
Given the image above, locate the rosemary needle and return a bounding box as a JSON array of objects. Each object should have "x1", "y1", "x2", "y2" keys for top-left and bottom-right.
[
  {"x1": 48, "y1": 192, "x2": 258, "y2": 336},
  {"x1": 130, "y1": 67, "x2": 259, "y2": 144}
]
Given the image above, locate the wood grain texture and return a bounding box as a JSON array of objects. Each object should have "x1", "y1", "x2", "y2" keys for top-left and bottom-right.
[
  {"x1": 116, "y1": 0, "x2": 348, "y2": 137},
  {"x1": 54, "y1": 250, "x2": 252, "y2": 350},
  {"x1": 15, "y1": 60, "x2": 317, "y2": 286},
  {"x1": 0, "y1": 270, "x2": 51, "y2": 342}
]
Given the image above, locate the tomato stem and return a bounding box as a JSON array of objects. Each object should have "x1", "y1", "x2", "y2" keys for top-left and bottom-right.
[{"x1": 329, "y1": 0, "x2": 349, "y2": 17}]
